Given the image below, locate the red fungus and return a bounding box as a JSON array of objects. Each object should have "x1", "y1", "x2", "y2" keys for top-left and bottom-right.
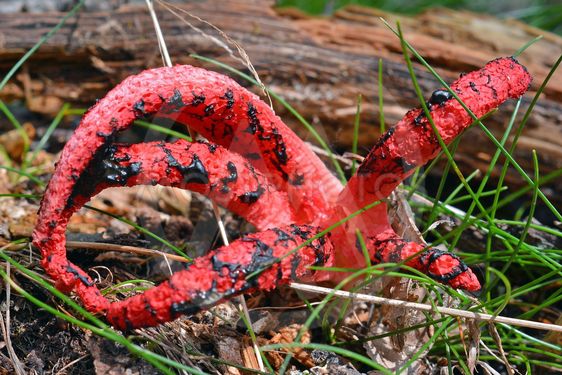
[
  {"x1": 83, "y1": 139, "x2": 300, "y2": 229},
  {"x1": 33, "y1": 57, "x2": 531, "y2": 329},
  {"x1": 106, "y1": 225, "x2": 334, "y2": 329}
]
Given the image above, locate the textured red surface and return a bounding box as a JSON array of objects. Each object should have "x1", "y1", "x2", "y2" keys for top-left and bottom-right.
[
  {"x1": 32, "y1": 57, "x2": 531, "y2": 329},
  {"x1": 340, "y1": 57, "x2": 531, "y2": 208},
  {"x1": 366, "y1": 229, "x2": 480, "y2": 290},
  {"x1": 330, "y1": 57, "x2": 531, "y2": 276},
  {"x1": 106, "y1": 225, "x2": 333, "y2": 329},
  {"x1": 104, "y1": 140, "x2": 299, "y2": 228}
]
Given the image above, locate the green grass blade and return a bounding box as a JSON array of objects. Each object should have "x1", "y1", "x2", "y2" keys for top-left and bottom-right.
[
  {"x1": 29, "y1": 103, "x2": 71, "y2": 164},
  {"x1": 0, "y1": 165, "x2": 44, "y2": 186},
  {"x1": 134, "y1": 120, "x2": 193, "y2": 141},
  {"x1": 84, "y1": 205, "x2": 190, "y2": 260},
  {"x1": 0, "y1": 100, "x2": 30, "y2": 167},
  {"x1": 378, "y1": 58, "x2": 385, "y2": 133},
  {"x1": 351, "y1": 94, "x2": 362, "y2": 175},
  {"x1": 513, "y1": 35, "x2": 543, "y2": 57}
]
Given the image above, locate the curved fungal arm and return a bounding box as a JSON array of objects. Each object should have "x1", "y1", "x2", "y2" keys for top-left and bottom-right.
[
  {"x1": 323, "y1": 57, "x2": 531, "y2": 292},
  {"x1": 36, "y1": 64, "x2": 341, "y2": 238},
  {"x1": 30, "y1": 58, "x2": 533, "y2": 329},
  {"x1": 314, "y1": 205, "x2": 481, "y2": 291},
  {"x1": 31, "y1": 64, "x2": 343, "y2": 318},
  {"x1": 364, "y1": 229, "x2": 480, "y2": 291},
  {"x1": 105, "y1": 225, "x2": 334, "y2": 330},
  {"x1": 32, "y1": 138, "x2": 301, "y2": 298},
  {"x1": 338, "y1": 57, "x2": 532, "y2": 209},
  {"x1": 79, "y1": 140, "x2": 301, "y2": 230}
]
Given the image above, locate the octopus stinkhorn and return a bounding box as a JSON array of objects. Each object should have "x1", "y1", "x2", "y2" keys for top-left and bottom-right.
[{"x1": 32, "y1": 57, "x2": 531, "y2": 330}]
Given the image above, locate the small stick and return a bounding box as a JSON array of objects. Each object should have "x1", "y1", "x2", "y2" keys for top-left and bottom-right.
[
  {"x1": 146, "y1": 0, "x2": 172, "y2": 67},
  {"x1": 289, "y1": 282, "x2": 562, "y2": 333}
]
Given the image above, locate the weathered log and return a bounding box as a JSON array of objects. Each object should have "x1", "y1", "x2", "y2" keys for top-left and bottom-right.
[{"x1": 1, "y1": 0, "x2": 561, "y2": 207}]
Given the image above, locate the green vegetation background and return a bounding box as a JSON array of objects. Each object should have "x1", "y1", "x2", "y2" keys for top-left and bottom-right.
[{"x1": 277, "y1": 0, "x2": 562, "y2": 35}]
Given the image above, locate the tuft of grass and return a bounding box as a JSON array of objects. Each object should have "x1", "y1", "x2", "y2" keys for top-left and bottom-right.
[{"x1": 380, "y1": 20, "x2": 562, "y2": 373}]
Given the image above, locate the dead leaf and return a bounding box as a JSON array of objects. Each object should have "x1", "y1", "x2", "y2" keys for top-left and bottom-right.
[
  {"x1": 0, "y1": 122, "x2": 35, "y2": 161},
  {"x1": 85, "y1": 335, "x2": 155, "y2": 375},
  {"x1": 466, "y1": 318, "x2": 481, "y2": 373},
  {"x1": 2, "y1": 199, "x2": 37, "y2": 239},
  {"x1": 266, "y1": 324, "x2": 314, "y2": 369}
]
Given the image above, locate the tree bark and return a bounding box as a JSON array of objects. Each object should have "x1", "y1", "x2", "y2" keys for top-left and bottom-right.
[{"x1": 1, "y1": 0, "x2": 561, "y2": 208}]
